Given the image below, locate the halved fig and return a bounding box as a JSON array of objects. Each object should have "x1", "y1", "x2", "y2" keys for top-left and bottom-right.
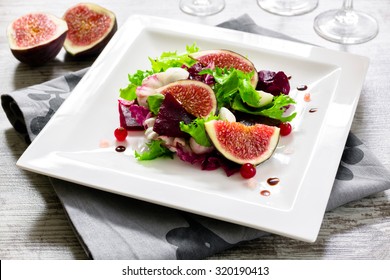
[
  {"x1": 7, "y1": 13, "x2": 68, "y2": 66},
  {"x1": 63, "y1": 3, "x2": 117, "y2": 57},
  {"x1": 205, "y1": 120, "x2": 280, "y2": 165}
]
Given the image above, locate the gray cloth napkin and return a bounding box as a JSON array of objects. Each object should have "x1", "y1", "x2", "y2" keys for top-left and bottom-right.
[{"x1": 2, "y1": 14, "x2": 390, "y2": 259}]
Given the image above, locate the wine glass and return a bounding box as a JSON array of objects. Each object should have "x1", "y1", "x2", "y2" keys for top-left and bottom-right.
[
  {"x1": 314, "y1": 0, "x2": 379, "y2": 44},
  {"x1": 179, "y1": 0, "x2": 225, "y2": 16},
  {"x1": 257, "y1": 0, "x2": 318, "y2": 16}
]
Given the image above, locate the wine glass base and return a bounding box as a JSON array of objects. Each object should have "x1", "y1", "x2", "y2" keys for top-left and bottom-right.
[
  {"x1": 314, "y1": 9, "x2": 379, "y2": 44},
  {"x1": 257, "y1": 0, "x2": 318, "y2": 16},
  {"x1": 179, "y1": 0, "x2": 225, "y2": 16}
]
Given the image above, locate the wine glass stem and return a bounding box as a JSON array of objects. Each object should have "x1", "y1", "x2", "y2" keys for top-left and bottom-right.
[
  {"x1": 314, "y1": 0, "x2": 378, "y2": 44},
  {"x1": 193, "y1": 0, "x2": 211, "y2": 5},
  {"x1": 337, "y1": 0, "x2": 358, "y2": 25},
  {"x1": 342, "y1": 0, "x2": 353, "y2": 10}
]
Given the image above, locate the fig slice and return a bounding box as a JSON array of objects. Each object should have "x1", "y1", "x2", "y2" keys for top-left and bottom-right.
[
  {"x1": 7, "y1": 13, "x2": 68, "y2": 66},
  {"x1": 156, "y1": 80, "x2": 217, "y2": 118},
  {"x1": 204, "y1": 120, "x2": 280, "y2": 165},
  {"x1": 63, "y1": 3, "x2": 117, "y2": 57},
  {"x1": 191, "y1": 49, "x2": 259, "y2": 88}
]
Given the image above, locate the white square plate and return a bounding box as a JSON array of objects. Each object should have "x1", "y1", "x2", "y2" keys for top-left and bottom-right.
[{"x1": 17, "y1": 15, "x2": 369, "y2": 242}]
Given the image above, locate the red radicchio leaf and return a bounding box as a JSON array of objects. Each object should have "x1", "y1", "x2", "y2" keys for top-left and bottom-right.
[
  {"x1": 118, "y1": 99, "x2": 146, "y2": 130},
  {"x1": 183, "y1": 62, "x2": 215, "y2": 85},
  {"x1": 257, "y1": 70, "x2": 290, "y2": 96},
  {"x1": 153, "y1": 93, "x2": 195, "y2": 138},
  {"x1": 129, "y1": 104, "x2": 150, "y2": 128},
  {"x1": 176, "y1": 145, "x2": 240, "y2": 177}
]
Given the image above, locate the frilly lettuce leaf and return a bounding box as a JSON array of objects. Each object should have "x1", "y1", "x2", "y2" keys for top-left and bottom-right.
[
  {"x1": 147, "y1": 93, "x2": 165, "y2": 115},
  {"x1": 149, "y1": 43, "x2": 199, "y2": 73},
  {"x1": 135, "y1": 139, "x2": 174, "y2": 161},
  {"x1": 200, "y1": 67, "x2": 262, "y2": 108},
  {"x1": 119, "y1": 70, "x2": 152, "y2": 101},
  {"x1": 238, "y1": 77, "x2": 262, "y2": 108},
  {"x1": 232, "y1": 94, "x2": 297, "y2": 122},
  {"x1": 120, "y1": 43, "x2": 199, "y2": 100},
  {"x1": 201, "y1": 66, "x2": 297, "y2": 122},
  {"x1": 179, "y1": 115, "x2": 219, "y2": 147}
]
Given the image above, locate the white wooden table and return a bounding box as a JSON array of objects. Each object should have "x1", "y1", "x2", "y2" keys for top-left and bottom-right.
[{"x1": 1, "y1": 0, "x2": 389, "y2": 259}]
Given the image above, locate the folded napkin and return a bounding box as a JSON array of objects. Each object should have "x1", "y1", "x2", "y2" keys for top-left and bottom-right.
[{"x1": 2, "y1": 14, "x2": 390, "y2": 259}]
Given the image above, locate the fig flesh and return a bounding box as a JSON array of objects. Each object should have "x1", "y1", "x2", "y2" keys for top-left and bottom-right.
[
  {"x1": 7, "y1": 13, "x2": 68, "y2": 66},
  {"x1": 63, "y1": 3, "x2": 117, "y2": 57},
  {"x1": 191, "y1": 49, "x2": 259, "y2": 87},
  {"x1": 204, "y1": 120, "x2": 280, "y2": 165},
  {"x1": 156, "y1": 80, "x2": 217, "y2": 118}
]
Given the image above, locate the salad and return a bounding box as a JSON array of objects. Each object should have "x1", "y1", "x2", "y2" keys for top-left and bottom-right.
[{"x1": 116, "y1": 44, "x2": 297, "y2": 178}]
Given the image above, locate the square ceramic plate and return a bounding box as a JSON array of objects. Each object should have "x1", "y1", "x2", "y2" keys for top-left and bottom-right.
[{"x1": 17, "y1": 15, "x2": 369, "y2": 242}]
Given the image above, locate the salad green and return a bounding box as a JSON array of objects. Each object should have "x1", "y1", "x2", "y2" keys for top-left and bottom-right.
[
  {"x1": 179, "y1": 115, "x2": 219, "y2": 147},
  {"x1": 134, "y1": 139, "x2": 173, "y2": 161}
]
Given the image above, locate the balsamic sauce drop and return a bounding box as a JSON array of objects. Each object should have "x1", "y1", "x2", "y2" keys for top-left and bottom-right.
[
  {"x1": 260, "y1": 190, "x2": 271, "y2": 197},
  {"x1": 297, "y1": 85, "x2": 308, "y2": 91},
  {"x1": 267, "y1": 177, "x2": 280, "y2": 186},
  {"x1": 309, "y1": 108, "x2": 318, "y2": 113},
  {"x1": 115, "y1": 145, "x2": 126, "y2": 152}
]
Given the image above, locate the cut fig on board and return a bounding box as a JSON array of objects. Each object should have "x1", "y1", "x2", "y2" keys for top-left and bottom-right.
[
  {"x1": 205, "y1": 120, "x2": 280, "y2": 165},
  {"x1": 7, "y1": 13, "x2": 68, "y2": 66},
  {"x1": 191, "y1": 49, "x2": 259, "y2": 88},
  {"x1": 63, "y1": 3, "x2": 117, "y2": 57}
]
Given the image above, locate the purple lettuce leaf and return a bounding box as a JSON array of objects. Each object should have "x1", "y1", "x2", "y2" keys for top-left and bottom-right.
[
  {"x1": 183, "y1": 62, "x2": 215, "y2": 85},
  {"x1": 176, "y1": 145, "x2": 240, "y2": 177},
  {"x1": 129, "y1": 103, "x2": 151, "y2": 128},
  {"x1": 256, "y1": 70, "x2": 290, "y2": 96},
  {"x1": 118, "y1": 99, "x2": 148, "y2": 130},
  {"x1": 153, "y1": 93, "x2": 195, "y2": 138}
]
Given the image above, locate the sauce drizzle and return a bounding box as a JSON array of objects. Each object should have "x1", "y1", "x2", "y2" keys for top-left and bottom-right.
[
  {"x1": 309, "y1": 108, "x2": 318, "y2": 113},
  {"x1": 267, "y1": 177, "x2": 280, "y2": 186},
  {"x1": 115, "y1": 145, "x2": 126, "y2": 152},
  {"x1": 260, "y1": 190, "x2": 271, "y2": 197},
  {"x1": 297, "y1": 85, "x2": 308, "y2": 91}
]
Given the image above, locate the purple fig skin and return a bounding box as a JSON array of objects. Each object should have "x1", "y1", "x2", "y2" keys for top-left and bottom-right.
[
  {"x1": 7, "y1": 13, "x2": 68, "y2": 66},
  {"x1": 10, "y1": 31, "x2": 67, "y2": 66}
]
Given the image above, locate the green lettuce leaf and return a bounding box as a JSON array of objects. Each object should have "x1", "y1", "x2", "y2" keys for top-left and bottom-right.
[
  {"x1": 186, "y1": 42, "x2": 200, "y2": 53},
  {"x1": 119, "y1": 69, "x2": 152, "y2": 101},
  {"x1": 238, "y1": 77, "x2": 262, "y2": 108},
  {"x1": 200, "y1": 68, "x2": 239, "y2": 109},
  {"x1": 232, "y1": 94, "x2": 297, "y2": 122},
  {"x1": 179, "y1": 115, "x2": 219, "y2": 147},
  {"x1": 147, "y1": 94, "x2": 165, "y2": 115},
  {"x1": 120, "y1": 44, "x2": 199, "y2": 100},
  {"x1": 119, "y1": 83, "x2": 137, "y2": 101},
  {"x1": 135, "y1": 139, "x2": 174, "y2": 161},
  {"x1": 149, "y1": 43, "x2": 199, "y2": 73},
  {"x1": 200, "y1": 67, "x2": 261, "y2": 108}
]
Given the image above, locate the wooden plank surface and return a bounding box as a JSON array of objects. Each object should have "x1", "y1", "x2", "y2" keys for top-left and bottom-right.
[{"x1": 1, "y1": 0, "x2": 389, "y2": 259}]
